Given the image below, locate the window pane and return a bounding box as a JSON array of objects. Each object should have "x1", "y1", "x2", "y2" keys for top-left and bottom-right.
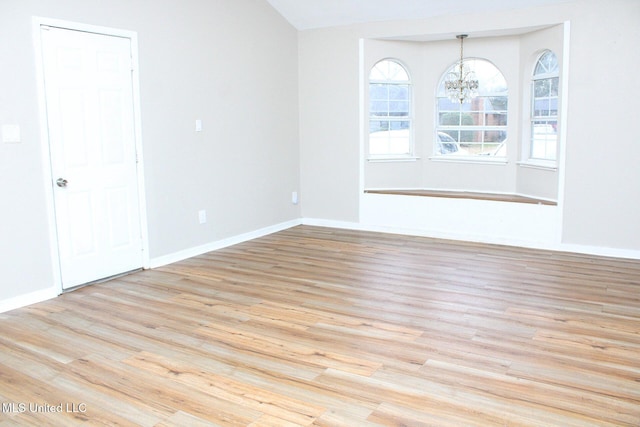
[
  {"x1": 469, "y1": 96, "x2": 507, "y2": 111},
  {"x1": 438, "y1": 143, "x2": 459, "y2": 154},
  {"x1": 438, "y1": 97, "x2": 459, "y2": 111},
  {"x1": 460, "y1": 113, "x2": 475, "y2": 127},
  {"x1": 534, "y1": 59, "x2": 547, "y2": 75},
  {"x1": 370, "y1": 101, "x2": 389, "y2": 116},
  {"x1": 389, "y1": 135, "x2": 410, "y2": 154},
  {"x1": 487, "y1": 96, "x2": 508, "y2": 111},
  {"x1": 534, "y1": 51, "x2": 559, "y2": 76},
  {"x1": 531, "y1": 121, "x2": 557, "y2": 160},
  {"x1": 469, "y1": 111, "x2": 484, "y2": 126},
  {"x1": 464, "y1": 144, "x2": 484, "y2": 155},
  {"x1": 550, "y1": 77, "x2": 559, "y2": 97},
  {"x1": 549, "y1": 98, "x2": 558, "y2": 116},
  {"x1": 369, "y1": 133, "x2": 389, "y2": 155},
  {"x1": 533, "y1": 96, "x2": 558, "y2": 117},
  {"x1": 389, "y1": 85, "x2": 409, "y2": 100},
  {"x1": 389, "y1": 101, "x2": 409, "y2": 116},
  {"x1": 369, "y1": 84, "x2": 388, "y2": 100},
  {"x1": 438, "y1": 59, "x2": 507, "y2": 97},
  {"x1": 484, "y1": 130, "x2": 507, "y2": 143},
  {"x1": 370, "y1": 120, "x2": 389, "y2": 133},
  {"x1": 534, "y1": 80, "x2": 550, "y2": 97},
  {"x1": 369, "y1": 120, "x2": 410, "y2": 156},
  {"x1": 440, "y1": 111, "x2": 478, "y2": 127},
  {"x1": 460, "y1": 130, "x2": 481, "y2": 143},
  {"x1": 390, "y1": 120, "x2": 410, "y2": 131},
  {"x1": 437, "y1": 130, "x2": 459, "y2": 143},
  {"x1": 369, "y1": 65, "x2": 387, "y2": 81},
  {"x1": 530, "y1": 52, "x2": 559, "y2": 162},
  {"x1": 436, "y1": 59, "x2": 507, "y2": 157},
  {"x1": 436, "y1": 131, "x2": 460, "y2": 155},
  {"x1": 369, "y1": 59, "x2": 412, "y2": 156},
  {"x1": 387, "y1": 62, "x2": 409, "y2": 82},
  {"x1": 439, "y1": 112, "x2": 460, "y2": 126},
  {"x1": 370, "y1": 59, "x2": 409, "y2": 82},
  {"x1": 481, "y1": 143, "x2": 502, "y2": 154},
  {"x1": 485, "y1": 112, "x2": 507, "y2": 126},
  {"x1": 534, "y1": 99, "x2": 551, "y2": 116}
]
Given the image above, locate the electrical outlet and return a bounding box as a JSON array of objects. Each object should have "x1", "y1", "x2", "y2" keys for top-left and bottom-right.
[
  {"x1": 198, "y1": 210, "x2": 207, "y2": 224},
  {"x1": 292, "y1": 191, "x2": 299, "y2": 205}
]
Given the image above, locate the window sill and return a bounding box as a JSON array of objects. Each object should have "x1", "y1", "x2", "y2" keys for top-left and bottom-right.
[
  {"x1": 428, "y1": 155, "x2": 508, "y2": 165},
  {"x1": 364, "y1": 189, "x2": 557, "y2": 206},
  {"x1": 517, "y1": 160, "x2": 558, "y2": 171},
  {"x1": 367, "y1": 156, "x2": 420, "y2": 163}
]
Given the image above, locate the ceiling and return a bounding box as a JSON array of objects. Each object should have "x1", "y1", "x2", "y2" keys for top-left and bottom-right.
[{"x1": 265, "y1": 0, "x2": 572, "y2": 30}]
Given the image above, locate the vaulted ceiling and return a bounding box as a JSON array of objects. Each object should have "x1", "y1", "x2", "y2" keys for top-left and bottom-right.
[{"x1": 265, "y1": 0, "x2": 572, "y2": 30}]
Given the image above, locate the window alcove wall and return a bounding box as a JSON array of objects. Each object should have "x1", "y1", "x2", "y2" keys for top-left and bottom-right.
[
  {"x1": 363, "y1": 24, "x2": 564, "y2": 202},
  {"x1": 360, "y1": 24, "x2": 567, "y2": 247}
]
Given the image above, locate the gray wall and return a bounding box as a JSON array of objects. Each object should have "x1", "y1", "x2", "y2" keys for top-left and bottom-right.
[
  {"x1": 1, "y1": 0, "x2": 639, "y2": 310},
  {"x1": 0, "y1": 0, "x2": 300, "y2": 303}
]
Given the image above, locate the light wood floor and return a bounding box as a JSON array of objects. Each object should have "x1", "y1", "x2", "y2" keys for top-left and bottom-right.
[{"x1": 1, "y1": 225, "x2": 639, "y2": 426}]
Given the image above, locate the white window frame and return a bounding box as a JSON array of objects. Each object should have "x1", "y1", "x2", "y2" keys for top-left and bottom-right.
[
  {"x1": 525, "y1": 50, "x2": 559, "y2": 168},
  {"x1": 433, "y1": 58, "x2": 508, "y2": 163},
  {"x1": 367, "y1": 59, "x2": 415, "y2": 161}
]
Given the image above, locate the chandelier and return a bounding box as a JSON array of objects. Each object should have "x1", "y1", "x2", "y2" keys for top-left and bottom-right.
[{"x1": 445, "y1": 34, "x2": 479, "y2": 104}]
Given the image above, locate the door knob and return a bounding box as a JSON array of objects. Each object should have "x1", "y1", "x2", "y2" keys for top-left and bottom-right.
[{"x1": 56, "y1": 178, "x2": 68, "y2": 188}]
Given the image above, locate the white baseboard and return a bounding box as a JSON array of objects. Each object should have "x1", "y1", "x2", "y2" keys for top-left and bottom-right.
[
  {"x1": 3, "y1": 216, "x2": 637, "y2": 314},
  {"x1": 149, "y1": 219, "x2": 303, "y2": 268},
  {"x1": 301, "y1": 217, "x2": 364, "y2": 231},
  {"x1": 0, "y1": 287, "x2": 59, "y2": 314},
  {"x1": 303, "y1": 217, "x2": 553, "y2": 248},
  {"x1": 302, "y1": 218, "x2": 640, "y2": 260},
  {"x1": 555, "y1": 243, "x2": 640, "y2": 260}
]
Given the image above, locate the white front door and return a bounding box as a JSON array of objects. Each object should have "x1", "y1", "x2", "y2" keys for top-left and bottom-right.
[{"x1": 41, "y1": 26, "x2": 143, "y2": 289}]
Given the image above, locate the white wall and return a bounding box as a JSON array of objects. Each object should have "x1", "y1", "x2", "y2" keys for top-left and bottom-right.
[
  {"x1": 362, "y1": 39, "x2": 423, "y2": 190},
  {"x1": 360, "y1": 193, "x2": 559, "y2": 248},
  {"x1": 516, "y1": 25, "x2": 564, "y2": 201},
  {"x1": 363, "y1": 36, "x2": 521, "y2": 195},
  {"x1": 0, "y1": 0, "x2": 300, "y2": 310},
  {"x1": 560, "y1": 0, "x2": 640, "y2": 250},
  {"x1": 299, "y1": 0, "x2": 640, "y2": 256},
  {"x1": 363, "y1": 26, "x2": 563, "y2": 202}
]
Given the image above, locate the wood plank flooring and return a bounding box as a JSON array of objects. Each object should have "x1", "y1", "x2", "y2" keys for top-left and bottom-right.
[{"x1": 1, "y1": 225, "x2": 639, "y2": 426}]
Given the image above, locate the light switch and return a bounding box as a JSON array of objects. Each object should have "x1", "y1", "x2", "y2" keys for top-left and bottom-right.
[
  {"x1": 2, "y1": 124, "x2": 21, "y2": 143},
  {"x1": 195, "y1": 119, "x2": 202, "y2": 132}
]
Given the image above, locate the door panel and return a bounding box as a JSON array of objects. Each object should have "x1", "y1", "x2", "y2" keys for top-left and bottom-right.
[
  {"x1": 67, "y1": 191, "x2": 95, "y2": 256},
  {"x1": 41, "y1": 26, "x2": 143, "y2": 289}
]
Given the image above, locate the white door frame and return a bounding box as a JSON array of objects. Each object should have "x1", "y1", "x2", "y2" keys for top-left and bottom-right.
[{"x1": 33, "y1": 17, "x2": 150, "y2": 293}]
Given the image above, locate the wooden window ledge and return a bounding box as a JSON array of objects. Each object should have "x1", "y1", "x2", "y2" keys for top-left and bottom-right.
[{"x1": 364, "y1": 189, "x2": 557, "y2": 206}]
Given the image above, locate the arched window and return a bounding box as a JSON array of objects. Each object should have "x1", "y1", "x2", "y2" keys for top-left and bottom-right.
[
  {"x1": 369, "y1": 59, "x2": 412, "y2": 157},
  {"x1": 435, "y1": 59, "x2": 508, "y2": 157},
  {"x1": 530, "y1": 50, "x2": 559, "y2": 161}
]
